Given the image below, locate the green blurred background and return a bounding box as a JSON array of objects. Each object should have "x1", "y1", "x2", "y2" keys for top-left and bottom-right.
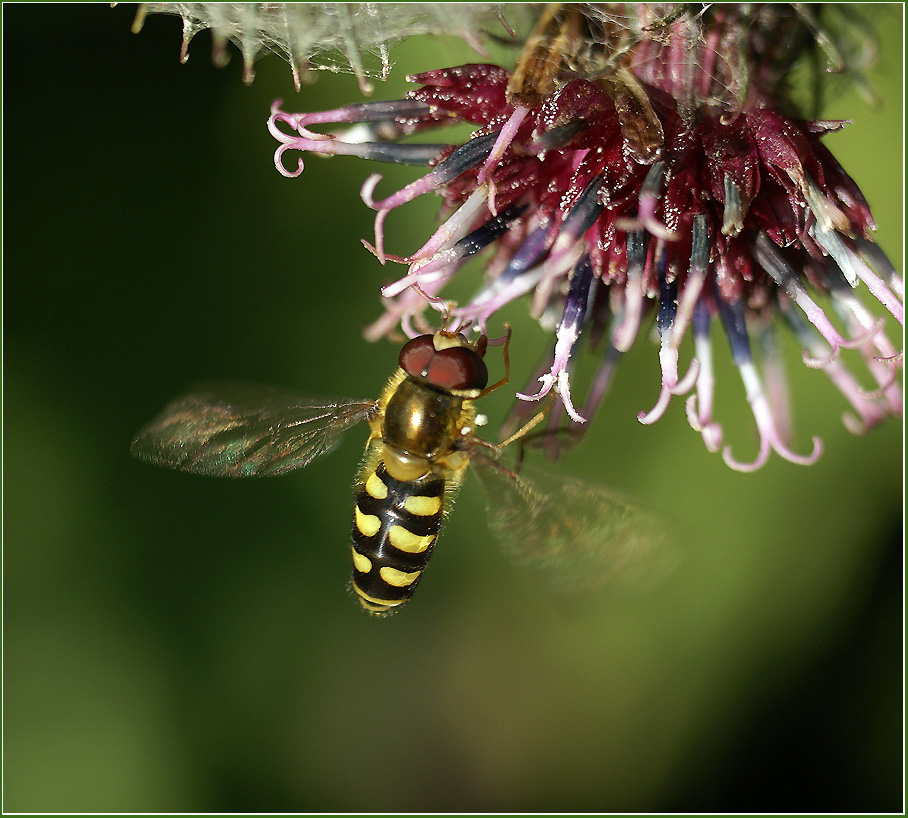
[{"x1": 3, "y1": 4, "x2": 903, "y2": 812}]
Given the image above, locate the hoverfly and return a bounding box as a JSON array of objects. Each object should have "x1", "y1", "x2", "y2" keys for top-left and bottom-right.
[{"x1": 131, "y1": 329, "x2": 668, "y2": 615}]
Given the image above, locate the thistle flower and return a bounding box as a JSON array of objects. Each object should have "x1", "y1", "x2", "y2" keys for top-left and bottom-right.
[{"x1": 142, "y1": 3, "x2": 903, "y2": 471}]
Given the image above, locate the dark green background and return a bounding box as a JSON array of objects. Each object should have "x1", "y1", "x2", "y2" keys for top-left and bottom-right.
[{"x1": 3, "y1": 4, "x2": 903, "y2": 812}]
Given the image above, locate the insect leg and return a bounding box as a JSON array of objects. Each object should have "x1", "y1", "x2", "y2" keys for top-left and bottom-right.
[
  {"x1": 475, "y1": 324, "x2": 513, "y2": 398},
  {"x1": 496, "y1": 392, "x2": 555, "y2": 450},
  {"x1": 469, "y1": 391, "x2": 555, "y2": 466}
]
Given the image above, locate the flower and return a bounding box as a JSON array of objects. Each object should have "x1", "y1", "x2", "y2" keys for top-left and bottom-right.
[{"x1": 141, "y1": 3, "x2": 903, "y2": 471}]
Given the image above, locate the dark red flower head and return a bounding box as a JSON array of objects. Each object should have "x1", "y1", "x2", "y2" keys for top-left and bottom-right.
[{"x1": 269, "y1": 4, "x2": 902, "y2": 470}]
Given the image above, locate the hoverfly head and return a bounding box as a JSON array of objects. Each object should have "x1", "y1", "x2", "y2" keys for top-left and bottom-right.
[{"x1": 398, "y1": 332, "x2": 489, "y2": 392}]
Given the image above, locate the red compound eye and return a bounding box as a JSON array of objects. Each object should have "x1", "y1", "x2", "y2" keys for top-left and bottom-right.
[
  {"x1": 399, "y1": 335, "x2": 436, "y2": 377},
  {"x1": 426, "y1": 346, "x2": 489, "y2": 390},
  {"x1": 399, "y1": 335, "x2": 489, "y2": 391}
]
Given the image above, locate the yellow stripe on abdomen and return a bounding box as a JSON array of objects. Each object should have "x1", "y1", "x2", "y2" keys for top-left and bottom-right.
[
  {"x1": 380, "y1": 566, "x2": 422, "y2": 587},
  {"x1": 354, "y1": 505, "x2": 381, "y2": 538},
  {"x1": 388, "y1": 525, "x2": 435, "y2": 554},
  {"x1": 351, "y1": 547, "x2": 372, "y2": 574},
  {"x1": 364, "y1": 471, "x2": 388, "y2": 499},
  {"x1": 403, "y1": 494, "x2": 442, "y2": 516},
  {"x1": 351, "y1": 579, "x2": 405, "y2": 610}
]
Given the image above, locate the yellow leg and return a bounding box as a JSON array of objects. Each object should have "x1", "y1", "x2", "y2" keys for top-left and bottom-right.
[
  {"x1": 468, "y1": 391, "x2": 555, "y2": 457},
  {"x1": 496, "y1": 393, "x2": 554, "y2": 450}
]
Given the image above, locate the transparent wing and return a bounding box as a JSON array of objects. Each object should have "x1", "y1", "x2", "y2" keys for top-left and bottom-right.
[
  {"x1": 470, "y1": 453, "x2": 677, "y2": 594},
  {"x1": 130, "y1": 381, "x2": 376, "y2": 478}
]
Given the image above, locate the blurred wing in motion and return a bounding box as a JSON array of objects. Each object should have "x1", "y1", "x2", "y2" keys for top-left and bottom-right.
[
  {"x1": 130, "y1": 381, "x2": 376, "y2": 478},
  {"x1": 470, "y1": 455, "x2": 677, "y2": 594}
]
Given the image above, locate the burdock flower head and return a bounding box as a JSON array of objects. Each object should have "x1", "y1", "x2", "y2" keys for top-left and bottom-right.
[{"x1": 150, "y1": 3, "x2": 904, "y2": 471}]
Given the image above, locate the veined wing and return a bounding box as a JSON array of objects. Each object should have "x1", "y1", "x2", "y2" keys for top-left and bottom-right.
[
  {"x1": 470, "y1": 454, "x2": 677, "y2": 594},
  {"x1": 130, "y1": 381, "x2": 376, "y2": 478}
]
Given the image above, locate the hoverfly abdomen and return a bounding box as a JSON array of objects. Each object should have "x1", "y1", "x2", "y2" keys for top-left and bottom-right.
[{"x1": 350, "y1": 459, "x2": 446, "y2": 615}]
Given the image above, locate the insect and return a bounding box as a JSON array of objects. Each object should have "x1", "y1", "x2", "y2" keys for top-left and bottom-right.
[
  {"x1": 131, "y1": 329, "x2": 669, "y2": 615},
  {"x1": 508, "y1": 3, "x2": 665, "y2": 163}
]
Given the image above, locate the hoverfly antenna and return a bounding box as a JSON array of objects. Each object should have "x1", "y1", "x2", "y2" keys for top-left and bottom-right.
[{"x1": 450, "y1": 317, "x2": 474, "y2": 337}]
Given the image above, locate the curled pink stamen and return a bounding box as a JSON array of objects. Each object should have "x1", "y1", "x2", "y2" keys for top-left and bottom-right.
[
  {"x1": 685, "y1": 394, "x2": 723, "y2": 452},
  {"x1": 686, "y1": 329, "x2": 722, "y2": 452},
  {"x1": 802, "y1": 315, "x2": 885, "y2": 368},
  {"x1": 638, "y1": 352, "x2": 700, "y2": 425},
  {"x1": 638, "y1": 386, "x2": 673, "y2": 425},
  {"x1": 857, "y1": 358, "x2": 900, "y2": 400},
  {"x1": 555, "y1": 372, "x2": 587, "y2": 424},
  {"x1": 674, "y1": 357, "x2": 701, "y2": 394},
  {"x1": 722, "y1": 361, "x2": 823, "y2": 472}
]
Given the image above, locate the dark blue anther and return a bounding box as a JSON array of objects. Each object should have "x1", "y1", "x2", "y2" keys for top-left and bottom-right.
[
  {"x1": 656, "y1": 251, "x2": 677, "y2": 336},
  {"x1": 715, "y1": 289, "x2": 753, "y2": 366},
  {"x1": 497, "y1": 222, "x2": 552, "y2": 285},
  {"x1": 533, "y1": 119, "x2": 585, "y2": 151},
  {"x1": 562, "y1": 176, "x2": 605, "y2": 241},
  {"x1": 854, "y1": 236, "x2": 897, "y2": 280},
  {"x1": 562, "y1": 254, "x2": 595, "y2": 330},
  {"x1": 807, "y1": 253, "x2": 854, "y2": 295},
  {"x1": 356, "y1": 143, "x2": 453, "y2": 166},
  {"x1": 626, "y1": 229, "x2": 649, "y2": 274},
  {"x1": 453, "y1": 204, "x2": 528, "y2": 257},
  {"x1": 690, "y1": 214, "x2": 710, "y2": 274},
  {"x1": 640, "y1": 160, "x2": 666, "y2": 197},
  {"x1": 672, "y1": 215, "x2": 710, "y2": 339},
  {"x1": 434, "y1": 131, "x2": 502, "y2": 182},
  {"x1": 345, "y1": 100, "x2": 434, "y2": 121},
  {"x1": 753, "y1": 231, "x2": 804, "y2": 299}
]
